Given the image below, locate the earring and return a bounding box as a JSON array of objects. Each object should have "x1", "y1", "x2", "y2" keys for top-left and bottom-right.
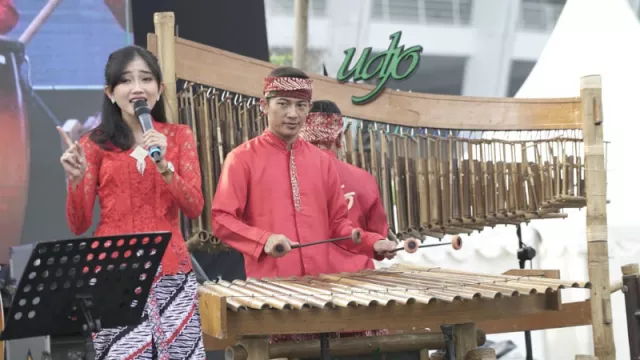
[
  {"x1": 110, "y1": 97, "x2": 115, "y2": 104},
  {"x1": 157, "y1": 95, "x2": 160, "y2": 101}
]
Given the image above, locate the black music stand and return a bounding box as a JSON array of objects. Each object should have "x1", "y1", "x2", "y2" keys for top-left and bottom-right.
[{"x1": 0, "y1": 231, "x2": 172, "y2": 360}]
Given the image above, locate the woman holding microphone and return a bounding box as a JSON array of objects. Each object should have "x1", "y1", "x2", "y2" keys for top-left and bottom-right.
[{"x1": 58, "y1": 45, "x2": 206, "y2": 359}]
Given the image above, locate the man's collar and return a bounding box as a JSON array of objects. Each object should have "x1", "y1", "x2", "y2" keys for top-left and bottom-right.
[{"x1": 262, "y1": 129, "x2": 302, "y2": 151}]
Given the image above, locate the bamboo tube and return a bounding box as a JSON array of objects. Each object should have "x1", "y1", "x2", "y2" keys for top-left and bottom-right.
[
  {"x1": 244, "y1": 278, "x2": 329, "y2": 309},
  {"x1": 581, "y1": 74, "x2": 615, "y2": 360},
  {"x1": 276, "y1": 333, "x2": 481, "y2": 358},
  {"x1": 153, "y1": 12, "x2": 178, "y2": 124},
  {"x1": 466, "y1": 348, "x2": 496, "y2": 360},
  {"x1": 225, "y1": 331, "x2": 486, "y2": 360}
]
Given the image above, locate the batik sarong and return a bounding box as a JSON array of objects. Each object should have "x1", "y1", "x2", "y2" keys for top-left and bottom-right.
[{"x1": 92, "y1": 268, "x2": 206, "y2": 360}]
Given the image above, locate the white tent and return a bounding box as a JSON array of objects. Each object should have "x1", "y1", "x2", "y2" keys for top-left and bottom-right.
[
  {"x1": 515, "y1": 0, "x2": 640, "y2": 358},
  {"x1": 379, "y1": 0, "x2": 640, "y2": 358}
]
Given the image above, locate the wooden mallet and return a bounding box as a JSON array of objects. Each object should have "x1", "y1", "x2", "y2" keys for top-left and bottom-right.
[
  {"x1": 273, "y1": 229, "x2": 361, "y2": 255},
  {"x1": 185, "y1": 230, "x2": 211, "y2": 253},
  {"x1": 390, "y1": 235, "x2": 463, "y2": 254}
]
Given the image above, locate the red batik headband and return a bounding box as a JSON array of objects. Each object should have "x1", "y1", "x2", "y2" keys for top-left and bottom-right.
[
  {"x1": 299, "y1": 112, "x2": 344, "y2": 149},
  {"x1": 263, "y1": 76, "x2": 313, "y2": 101}
]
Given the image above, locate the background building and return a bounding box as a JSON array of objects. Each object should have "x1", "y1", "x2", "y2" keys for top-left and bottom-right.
[{"x1": 264, "y1": 0, "x2": 640, "y2": 97}]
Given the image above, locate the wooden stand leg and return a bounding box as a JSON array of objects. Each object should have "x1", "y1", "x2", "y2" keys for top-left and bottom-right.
[
  {"x1": 581, "y1": 74, "x2": 615, "y2": 360},
  {"x1": 465, "y1": 348, "x2": 496, "y2": 360},
  {"x1": 420, "y1": 349, "x2": 431, "y2": 360},
  {"x1": 453, "y1": 323, "x2": 477, "y2": 360},
  {"x1": 621, "y1": 263, "x2": 640, "y2": 359},
  {"x1": 226, "y1": 337, "x2": 270, "y2": 360}
]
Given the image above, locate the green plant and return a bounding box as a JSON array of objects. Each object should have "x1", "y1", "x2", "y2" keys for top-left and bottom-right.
[{"x1": 269, "y1": 53, "x2": 293, "y2": 66}]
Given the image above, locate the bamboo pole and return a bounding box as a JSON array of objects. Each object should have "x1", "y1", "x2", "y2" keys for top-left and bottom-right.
[
  {"x1": 225, "y1": 331, "x2": 485, "y2": 360},
  {"x1": 453, "y1": 323, "x2": 478, "y2": 360},
  {"x1": 581, "y1": 74, "x2": 615, "y2": 360},
  {"x1": 621, "y1": 263, "x2": 640, "y2": 358},
  {"x1": 465, "y1": 348, "x2": 496, "y2": 360},
  {"x1": 153, "y1": 11, "x2": 181, "y2": 234},
  {"x1": 292, "y1": 0, "x2": 308, "y2": 70},
  {"x1": 154, "y1": 12, "x2": 178, "y2": 124}
]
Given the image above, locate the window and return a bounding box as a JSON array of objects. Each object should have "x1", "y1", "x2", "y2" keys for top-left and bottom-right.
[
  {"x1": 269, "y1": 0, "x2": 327, "y2": 17},
  {"x1": 519, "y1": 0, "x2": 565, "y2": 31},
  {"x1": 371, "y1": 0, "x2": 473, "y2": 25}
]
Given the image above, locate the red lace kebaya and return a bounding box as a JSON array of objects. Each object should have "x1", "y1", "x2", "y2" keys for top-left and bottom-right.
[{"x1": 66, "y1": 120, "x2": 204, "y2": 275}]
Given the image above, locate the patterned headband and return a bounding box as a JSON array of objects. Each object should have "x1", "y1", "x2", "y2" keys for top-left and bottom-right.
[
  {"x1": 299, "y1": 112, "x2": 344, "y2": 149},
  {"x1": 263, "y1": 76, "x2": 313, "y2": 101}
]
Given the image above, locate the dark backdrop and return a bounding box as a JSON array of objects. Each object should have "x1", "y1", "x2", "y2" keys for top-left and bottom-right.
[{"x1": 131, "y1": 0, "x2": 270, "y2": 60}]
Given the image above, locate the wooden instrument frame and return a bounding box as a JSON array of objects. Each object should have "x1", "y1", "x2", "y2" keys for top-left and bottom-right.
[{"x1": 147, "y1": 12, "x2": 628, "y2": 360}]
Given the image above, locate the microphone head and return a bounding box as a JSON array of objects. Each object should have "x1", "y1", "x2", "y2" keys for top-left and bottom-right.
[{"x1": 133, "y1": 99, "x2": 151, "y2": 117}]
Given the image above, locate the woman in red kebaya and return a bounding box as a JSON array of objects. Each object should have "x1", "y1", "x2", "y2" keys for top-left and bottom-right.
[{"x1": 58, "y1": 45, "x2": 206, "y2": 360}]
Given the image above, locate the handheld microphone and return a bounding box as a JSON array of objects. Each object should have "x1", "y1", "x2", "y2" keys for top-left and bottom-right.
[{"x1": 133, "y1": 99, "x2": 162, "y2": 163}]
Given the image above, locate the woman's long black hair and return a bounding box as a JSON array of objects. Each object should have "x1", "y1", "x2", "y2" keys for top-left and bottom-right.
[{"x1": 90, "y1": 45, "x2": 168, "y2": 151}]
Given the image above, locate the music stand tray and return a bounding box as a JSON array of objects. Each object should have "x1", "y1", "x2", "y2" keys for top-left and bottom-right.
[{"x1": 0, "y1": 231, "x2": 172, "y2": 360}]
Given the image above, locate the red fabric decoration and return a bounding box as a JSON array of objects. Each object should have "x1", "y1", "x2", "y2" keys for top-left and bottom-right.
[
  {"x1": 0, "y1": 0, "x2": 18, "y2": 35},
  {"x1": 104, "y1": 0, "x2": 127, "y2": 31},
  {"x1": 263, "y1": 76, "x2": 313, "y2": 101},
  {"x1": 299, "y1": 112, "x2": 344, "y2": 149}
]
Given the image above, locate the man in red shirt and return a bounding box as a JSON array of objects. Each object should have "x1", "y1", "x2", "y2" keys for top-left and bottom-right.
[
  {"x1": 211, "y1": 66, "x2": 396, "y2": 279},
  {"x1": 299, "y1": 100, "x2": 406, "y2": 271},
  {"x1": 294, "y1": 100, "x2": 420, "y2": 360}
]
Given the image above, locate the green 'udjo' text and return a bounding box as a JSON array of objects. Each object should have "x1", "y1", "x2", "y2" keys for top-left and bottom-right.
[{"x1": 336, "y1": 31, "x2": 423, "y2": 105}]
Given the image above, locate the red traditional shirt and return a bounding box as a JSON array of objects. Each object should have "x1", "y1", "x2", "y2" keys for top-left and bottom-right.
[
  {"x1": 270, "y1": 151, "x2": 393, "y2": 344},
  {"x1": 65, "y1": 121, "x2": 204, "y2": 275},
  {"x1": 211, "y1": 129, "x2": 384, "y2": 279},
  {"x1": 321, "y1": 149, "x2": 390, "y2": 269}
]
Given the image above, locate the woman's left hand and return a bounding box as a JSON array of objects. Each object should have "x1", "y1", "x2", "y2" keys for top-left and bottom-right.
[{"x1": 143, "y1": 129, "x2": 168, "y2": 161}]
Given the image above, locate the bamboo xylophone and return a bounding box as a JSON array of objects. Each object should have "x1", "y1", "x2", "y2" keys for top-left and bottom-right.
[
  {"x1": 196, "y1": 263, "x2": 593, "y2": 358},
  {"x1": 177, "y1": 83, "x2": 586, "y2": 249},
  {"x1": 146, "y1": 20, "x2": 618, "y2": 358},
  {"x1": 198, "y1": 264, "x2": 591, "y2": 312}
]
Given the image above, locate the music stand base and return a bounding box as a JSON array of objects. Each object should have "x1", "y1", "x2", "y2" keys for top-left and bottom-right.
[
  {"x1": 43, "y1": 295, "x2": 101, "y2": 360},
  {"x1": 50, "y1": 335, "x2": 95, "y2": 360},
  {"x1": 516, "y1": 224, "x2": 534, "y2": 360},
  {"x1": 66, "y1": 293, "x2": 101, "y2": 360}
]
